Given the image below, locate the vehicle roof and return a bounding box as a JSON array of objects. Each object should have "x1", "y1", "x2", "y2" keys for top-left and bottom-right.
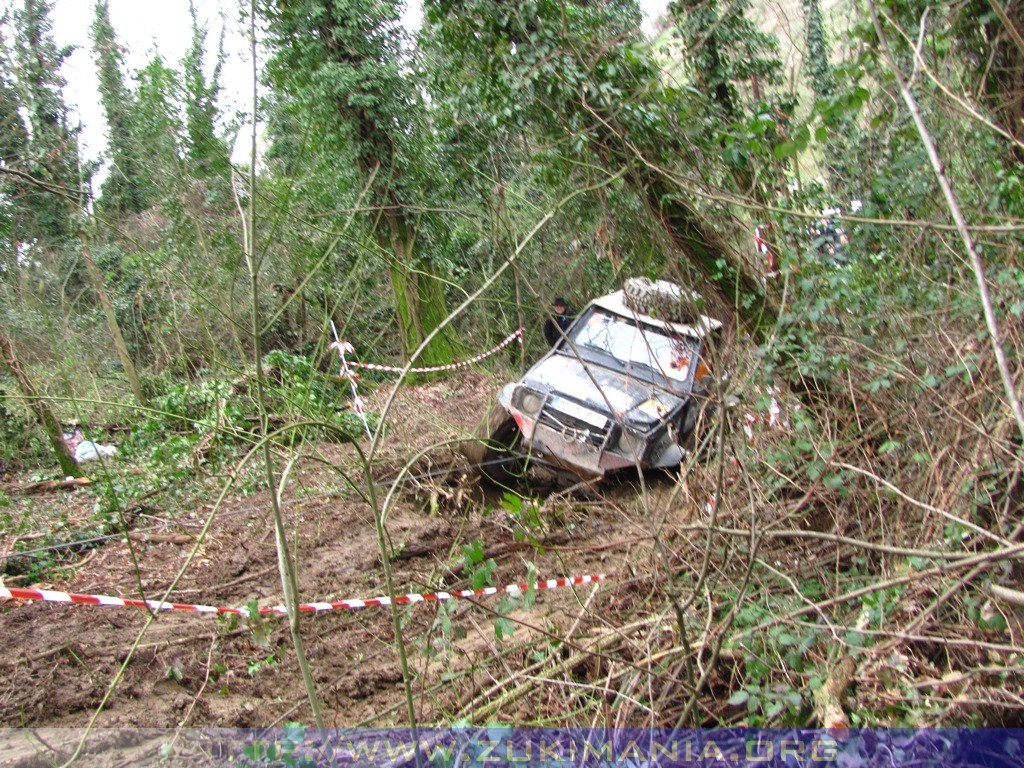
[{"x1": 588, "y1": 290, "x2": 723, "y2": 339}]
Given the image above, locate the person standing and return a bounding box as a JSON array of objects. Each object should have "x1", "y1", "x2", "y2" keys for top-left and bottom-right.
[{"x1": 543, "y1": 297, "x2": 574, "y2": 346}]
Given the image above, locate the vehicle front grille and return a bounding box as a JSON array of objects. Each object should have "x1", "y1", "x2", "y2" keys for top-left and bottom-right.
[{"x1": 537, "y1": 406, "x2": 611, "y2": 447}]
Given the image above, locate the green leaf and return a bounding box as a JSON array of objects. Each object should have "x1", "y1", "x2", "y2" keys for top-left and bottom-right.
[
  {"x1": 823, "y1": 473, "x2": 846, "y2": 490},
  {"x1": 494, "y1": 617, "x2": 515, "y2": 641},
  {"x1": 773, "y1": 140, "x2": 797, "y2": 159},
  {"x1": 470, "y1": 558, "x2": 496, "y2": 589},
  {"x1": 980, "y1": 611, "x2": 1008, "y2": 631},
  {"x1": 501, "y1": 491, "x2": 523, "y2": 512},
  {"x1": 848, "y1": 86, "x2": 870, "y2": 109},
  {"x1": 794, "y1": 125, "x2": 811, "y2": 151},
  {"x1": 462, "y1": 539, "x2": 486, "y2": 565},
  {"x1": 727, "y1": 690, "x2": 750, "y2": 706}
]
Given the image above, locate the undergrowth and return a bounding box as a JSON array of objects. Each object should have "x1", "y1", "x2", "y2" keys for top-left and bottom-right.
[{"x1": 0, "y1": 350, "x2": 380, "y2": 583}]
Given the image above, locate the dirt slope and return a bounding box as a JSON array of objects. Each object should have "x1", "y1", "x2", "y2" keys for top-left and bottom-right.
[{"x1": 0, "y1": 371, "x2": 681, "y2": 741}]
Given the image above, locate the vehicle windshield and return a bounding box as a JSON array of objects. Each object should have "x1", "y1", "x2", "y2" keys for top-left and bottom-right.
[{"x1": 568, "y1": 308, "x2": 699, "y2": 385}]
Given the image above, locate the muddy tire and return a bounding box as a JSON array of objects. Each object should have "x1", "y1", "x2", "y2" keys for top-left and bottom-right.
[
  {"x1": 679, "y1": 398, "x2": 711, "y2": 454},
  {"x1": 461, "y1": 405, "x2": 525, "y2": 484},
  {"x1": 623, "y1": 277, "x2": 702, "y2": 324}
]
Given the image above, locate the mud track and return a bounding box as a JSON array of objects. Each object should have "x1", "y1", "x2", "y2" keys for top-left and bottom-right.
[{"x1": 0, "y1": 372, "x2": 703, "y2": 740}]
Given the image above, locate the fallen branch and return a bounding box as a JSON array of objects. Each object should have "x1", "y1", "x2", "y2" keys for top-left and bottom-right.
[
  {"x1": 125, "y1": 532, "x2": 193, "y2": 546},
  {"x1": 813, "y1": 654, "x2": 856, "y2": 729},
  {"x1": 4, "y1": 477, "x2": 91, "y2": 495},
  {"x1": 986, "y1": 582, "x2": 1024, "y2": 608}
]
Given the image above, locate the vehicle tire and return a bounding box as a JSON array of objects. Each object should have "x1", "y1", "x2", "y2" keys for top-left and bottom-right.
[
  {"x1": 623, "y1": 277, "x2": 702, "y2": 324},
  {"x1": 461, "y1": 405, "x2": 525, "y2": 484},
  {"x1": 679, "y1": 396, "x2": 716, "y2": 455}
]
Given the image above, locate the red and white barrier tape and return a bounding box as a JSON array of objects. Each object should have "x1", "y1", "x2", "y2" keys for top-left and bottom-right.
[
  {"x1": 0, "y1": 574, "x2": 606, "y2": 618},
  {"x1": 331, "y1": 328, "x2": 524, "y2": 376},
  {"x1": 329, "y1": 321, "x2": 372, "y2": 438}
]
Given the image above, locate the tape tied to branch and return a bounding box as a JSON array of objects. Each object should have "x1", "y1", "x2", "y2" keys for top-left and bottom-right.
[
  {"x1": 332, "y1": 328, "x2": 524, "y2": 376},
  {"x1": 0, "y1": 574, "x2": 606, "y2": 618},
  {"x1": 329, "y1": 322, "x2": 372, "y2": 438}
]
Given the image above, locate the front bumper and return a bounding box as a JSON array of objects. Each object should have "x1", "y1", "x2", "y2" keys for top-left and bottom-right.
[{"x1": 499, "y1": 385, "x2": 685, "y2": 476}]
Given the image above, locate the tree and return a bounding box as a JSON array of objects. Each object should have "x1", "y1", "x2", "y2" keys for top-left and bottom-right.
[
  {"x1": 0, "y1": 2, "x2": 148, "y2": 407},
  {"x1": 424, "y1": 0, "x2": 779, "y2": 339},
  {"x1": 77, "y1": 230, "x2": 150, "y2": 406},
  {"x1": 4, "y1": 0, "x2": 83, "y2": 243},
  {"x1": 670, "y1": 0, "x2": 790, "y2": 209},
  {"x1": 0, "y1": 62, "x2": 31, "y2": 272},
  {"x1": 181, "y1": 1, "x2": 230, "y2": 187},
  {"x1": 263, "y1": 0, "x2": 462, "y2": 367},
  {"x1": 132, "y1": 54, "x2": 187, "y2": 205},
  {"x1": 956, "y1": 0, "x2": 1024, "y2": 163},
  {"x1": 91, "y1": 0, "x2": 147, "y2": 215},
  {"x1": 804, "y1": 0, "x2": 835, "y2": 104},
  {"x1": 672, "y1": 0, "x2": 782, "y2": 122},
  {"x1": 0, "y1": 328, "x2": 83, "y2": 478},
  {"x1": 0, "y1": 66, "x2": 27, "y2": 166}
]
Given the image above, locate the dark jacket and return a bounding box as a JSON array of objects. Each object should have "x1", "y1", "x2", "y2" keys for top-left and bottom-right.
[{"x1": 544, "y1": 310, "x2": 573, "y2": 346}]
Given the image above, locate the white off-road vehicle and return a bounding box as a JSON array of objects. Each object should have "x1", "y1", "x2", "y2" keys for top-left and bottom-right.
[{"x1": 465, "y1": 278, "x2": 723, "y2": 481}]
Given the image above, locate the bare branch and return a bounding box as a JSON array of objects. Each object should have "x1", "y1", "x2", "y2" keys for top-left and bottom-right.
[
  {"x1": 0, "y1": 165, "x2": 77, "y2": 198},
  {"x1": 989, "y1": 0, "x2": 1024, "y2": 59}
]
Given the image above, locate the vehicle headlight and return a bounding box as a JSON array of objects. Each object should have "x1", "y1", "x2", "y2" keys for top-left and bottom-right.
[
  {"x1": 636, "y1": 397, "x2": 669, "y2": 420},
  {"x1": 515, "y1": 388, "x2": 544, "y2": 416},
  {"x1": 629, "y1": 397, "x2": 668, "y2": 429},
  {"x1": 617, "y1": 429, "x2": 646, "y2": 461}
]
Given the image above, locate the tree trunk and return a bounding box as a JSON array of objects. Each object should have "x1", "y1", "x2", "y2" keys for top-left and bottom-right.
[
  {"x1": 390, "y1": 258, "x2": 422, "y2": 357},
  {"x1": 79, "y1": 237, "x2": 148, "y2": 407},
  {"x1": 584, "y1": 112, "x2": 779, "y2": 341},
  {"x1": 628, "y1": 165, "x2": 779, "y2": 343},
  {"x1": 383, "y1": 208, "x2": 461, "y2": 371},
  {"x1": 0, "y1": 329, "x2": 84, "y2": 478}
]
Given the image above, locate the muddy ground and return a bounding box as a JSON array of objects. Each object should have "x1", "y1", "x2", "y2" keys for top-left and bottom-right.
[{"x1": 0, "y1": 371, "x2": 725, "y2": 763}]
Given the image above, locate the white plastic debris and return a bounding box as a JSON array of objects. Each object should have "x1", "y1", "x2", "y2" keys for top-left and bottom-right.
[
  {"x1": 75, "y1": 440, "x2": 117, "y2": 462},
  {"x1": 63, "y1": 425, "x2": 118, "y2": 463}
]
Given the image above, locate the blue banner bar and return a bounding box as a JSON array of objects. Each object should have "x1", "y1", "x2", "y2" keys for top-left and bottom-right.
[{"x1": 2, "y1": 728, "x2": 1021, "y2": 766}]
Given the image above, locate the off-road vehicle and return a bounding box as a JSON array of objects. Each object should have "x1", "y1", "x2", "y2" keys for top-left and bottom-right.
[{"x1": 465, "y1": 278, "x2": 722, "y2": 481}]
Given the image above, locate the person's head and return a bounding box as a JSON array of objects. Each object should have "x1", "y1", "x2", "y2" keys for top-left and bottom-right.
[{"x1": 553, "y1": 297, "x2": 567, "y2": 314}]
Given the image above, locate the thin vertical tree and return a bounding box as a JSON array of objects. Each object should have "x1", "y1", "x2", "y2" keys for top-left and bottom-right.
[
  {"x1": 0, "y1": 329, "x2": 83, "y2": 478},
  {"x1": 91, "y1": 0, "x2": 147, "y2": 215},
  {"x1": 182, "y1": 1, "x2": 231, "y2": 187},
  {"x1": 5, "y1": 0, "x2": 81, "y2": 242}
]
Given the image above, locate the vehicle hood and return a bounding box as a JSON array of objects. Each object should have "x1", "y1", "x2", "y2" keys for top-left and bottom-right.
[{"x1": 521, "y1": 353, "x2": 684, "y2": 417}]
